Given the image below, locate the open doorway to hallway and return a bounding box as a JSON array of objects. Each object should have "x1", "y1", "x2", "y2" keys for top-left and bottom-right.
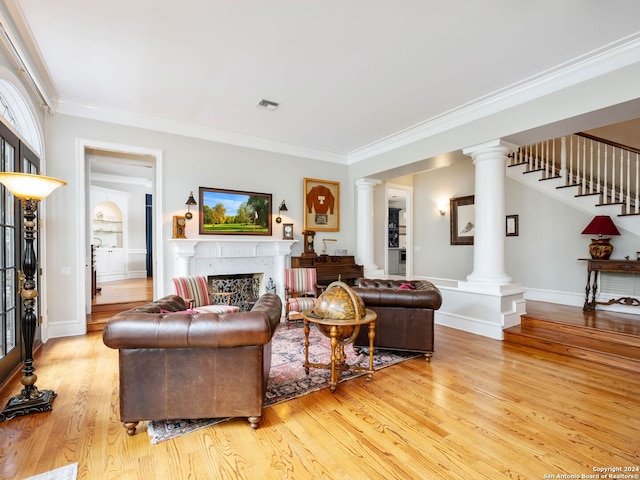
[
  {"x1": 85, "y1": 146, "x2": 158, "y2": 330},
  {"x1": 385, "y1": 184, "x2": 413, "y2": 278}
]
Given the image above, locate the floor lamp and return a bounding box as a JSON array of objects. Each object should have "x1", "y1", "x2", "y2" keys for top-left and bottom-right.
[{"x1": 0, "y1": 172, "x2": 66, "y2": 421}]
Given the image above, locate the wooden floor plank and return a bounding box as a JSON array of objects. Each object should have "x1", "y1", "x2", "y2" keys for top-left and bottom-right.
[{"x1": 1, "y1": 317, "x2": 639, "y2": 479}]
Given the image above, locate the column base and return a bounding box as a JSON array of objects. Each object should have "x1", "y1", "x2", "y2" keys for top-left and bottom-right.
[{"x1": 435, "y1": 283, "x2": 526, "y2": 339}]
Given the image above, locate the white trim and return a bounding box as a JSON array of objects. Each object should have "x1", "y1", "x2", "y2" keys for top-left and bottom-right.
[
  {"x1": 435, "y1": 311, "x2": 504, "y2": 341},
  {"x1": 348, "y1": 33, "x2": 640, "y2": 163},
  {"x1": 91, "y1": 172, "x2": 152, "y2": 188},
  {"x1": 0, "y1": 10, "x2": 54, "y2": 112},
  {"x1": 76, "y1": 138, "x2": 163, "y2": 330},
  {"x1": 57, "y1": 97, "x2": 347, "y2": 164},
  {"x1": 51, "y1": 34, "x2": 640, "y2": 166}
]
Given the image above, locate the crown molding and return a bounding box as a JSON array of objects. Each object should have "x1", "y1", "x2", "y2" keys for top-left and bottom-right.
[
  {"x1": 52, "y1": 31, "x2": 640, "y2": 168},
  {"x1": 347, "y1": 32, "x2": 640, "y2": 164},
  {"x1": 91, "y1": 172, "x2": 152, "y2": 188},
  {"x1": 56, "y1": 97, "x2": 348, "y2": 164}
]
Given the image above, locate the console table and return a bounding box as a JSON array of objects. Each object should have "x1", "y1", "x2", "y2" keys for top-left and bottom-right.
[{"x1": 580, "y1": 258, "x2": 640, "y2": 311}]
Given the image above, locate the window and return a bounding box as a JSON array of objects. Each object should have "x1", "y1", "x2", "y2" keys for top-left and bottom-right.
[{"x1": 0, "y1": 78, "x2": 42, "y2": 384}]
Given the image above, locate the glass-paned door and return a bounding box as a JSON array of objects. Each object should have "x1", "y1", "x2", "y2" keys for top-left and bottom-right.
[
  {"x1": 0, "y1": 122, "x2": 40, "y2": 383},
  {"x1": 0, "y1": 122, "x2": 20, "y2": 381}
]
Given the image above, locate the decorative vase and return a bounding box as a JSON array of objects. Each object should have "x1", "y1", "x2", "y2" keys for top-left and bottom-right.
[{"x1": 588, "y1": 238, "x2": 614, "y2": 260}]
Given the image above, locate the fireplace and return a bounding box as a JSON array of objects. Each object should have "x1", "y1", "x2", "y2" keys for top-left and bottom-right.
[
  {"x1": 209, "y1": 273, "x2": 262, "y2": 311},
  {"x1": 169, "y1": 238, "x2": 296, "y2": 310}
]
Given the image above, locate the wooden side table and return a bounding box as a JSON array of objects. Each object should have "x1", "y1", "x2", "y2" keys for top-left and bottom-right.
[
  {"x1": 302, "y1": 308, "x2": 377, "y2": 392},
  {"x1": 580, "y1": 258, "x2": 640, "y2": 311}
]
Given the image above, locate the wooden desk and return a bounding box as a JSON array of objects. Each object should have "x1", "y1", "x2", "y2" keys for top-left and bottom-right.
[
  {"x1": 291, "y1": 255, "x2": 363, "y2": 288},
  {"x1": 580, "y1": 258, "x2": 640, "y2": 311}
]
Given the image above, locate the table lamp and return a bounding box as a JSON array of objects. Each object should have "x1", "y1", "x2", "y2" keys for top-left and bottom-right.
[{"x1": 581, "y1": 215, "x2": 620, "y2": 260}]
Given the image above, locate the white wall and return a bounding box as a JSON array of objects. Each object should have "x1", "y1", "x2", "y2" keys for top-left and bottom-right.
[{"x1": 46, "y1": 114, "x2": 350, "y2": 337}]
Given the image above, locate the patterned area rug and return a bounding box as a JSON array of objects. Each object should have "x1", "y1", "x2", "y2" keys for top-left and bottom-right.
[{"x1": 148, "y1": 323, "x2": 420, "y2": 443}]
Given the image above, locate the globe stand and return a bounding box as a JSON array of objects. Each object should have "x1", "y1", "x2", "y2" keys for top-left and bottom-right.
[{"x1": 301, "y1": 279, "x2": 377, "y2": 393}]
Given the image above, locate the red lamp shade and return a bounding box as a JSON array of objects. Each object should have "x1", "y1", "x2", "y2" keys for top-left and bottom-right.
[
  {"x1": 581, "y1": 215, "x2": 621, "y2": 237},
  {"x1": 582, "y1": 215, "x2": 620, "y2": 259}
]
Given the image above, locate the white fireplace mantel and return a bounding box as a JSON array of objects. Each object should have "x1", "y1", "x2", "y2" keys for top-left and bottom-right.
[{"x1": 168, "y1": 238, "x2": 298, "y2": 304}]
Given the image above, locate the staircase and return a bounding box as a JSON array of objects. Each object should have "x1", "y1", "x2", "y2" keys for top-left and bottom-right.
[
  {"x1": 505, "y1": 136, "x2": 640, "y2": 370},
  {"x1": 504, "y1": 301, "x2": 640, "y2": 373},
  {"x1": 507, "y1": 133, "x2": 640, "y2": 237}
]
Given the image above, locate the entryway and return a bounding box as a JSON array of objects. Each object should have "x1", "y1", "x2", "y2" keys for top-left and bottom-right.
[
  {"x1": 87, "y1": 277, "x2": 153, "y2": 331},
  {"x1": 79, "y1": 139, "x2": 164, "y2": 335}
]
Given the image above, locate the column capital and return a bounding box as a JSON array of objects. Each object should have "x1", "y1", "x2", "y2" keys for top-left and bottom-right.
[
  {"x1": 355, "y1": 177, "x2": 382, "y2": 190},
  {"x1": 462, "y1": 139, "x2": 519, "y2": 158}
]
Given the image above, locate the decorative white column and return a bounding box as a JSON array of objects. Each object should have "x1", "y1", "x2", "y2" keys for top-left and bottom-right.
[
  {"x1": 434, "y1": 139, "x2": 526, "y2": 340},
  {"x1": 463, "y1": 139, "x2": 517, "y2": 285},
  {"x1": 355, "y1": 178, "x2": 382, "y2": 274}
]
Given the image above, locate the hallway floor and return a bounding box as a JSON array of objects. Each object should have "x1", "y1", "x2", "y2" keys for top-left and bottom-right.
[{"x1": 87, "y1": 277, "x2": 153, "y2": 330}]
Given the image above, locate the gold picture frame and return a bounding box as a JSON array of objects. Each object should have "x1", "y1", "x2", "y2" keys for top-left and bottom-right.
[{"x1": 303, "y1": 178, "x2": 340, "y2": 232}]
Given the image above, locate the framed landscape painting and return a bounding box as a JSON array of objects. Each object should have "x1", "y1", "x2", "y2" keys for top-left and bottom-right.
[
  {"x1": 303, "y1": 178, "x2": 340, "y2": 232},
  {"x1": 199, "y1": 187, "x2": 272, "y2": 236}
]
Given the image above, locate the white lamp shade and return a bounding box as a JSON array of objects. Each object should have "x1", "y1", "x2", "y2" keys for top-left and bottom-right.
[{"x1": 0, "y1": 172, "x2": 66, "y2": 200}]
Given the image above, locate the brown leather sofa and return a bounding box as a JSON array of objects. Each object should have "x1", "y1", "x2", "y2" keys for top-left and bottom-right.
[
  {"x1": 352, "y1": 278, "x2": 442, "y2": 361},
  {"x1": 102, "y1": 293, "x2": 282, "y2": 435}
]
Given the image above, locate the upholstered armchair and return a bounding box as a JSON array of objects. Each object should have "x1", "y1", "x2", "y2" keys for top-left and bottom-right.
[
  {"x1": 171, "y1": 276, "x2": 240, "y2": 313},
  {"x1": 284, "y1": 268, "x2": 321, "y2": 325}
]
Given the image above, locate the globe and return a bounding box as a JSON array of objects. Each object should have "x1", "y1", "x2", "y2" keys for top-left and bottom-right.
[
  {"x1": 311, "y1": 281, "x2": 366, "y2": 341},
  {"x1": 313, "y1": 281, "x2": 366, "y2": 320}
]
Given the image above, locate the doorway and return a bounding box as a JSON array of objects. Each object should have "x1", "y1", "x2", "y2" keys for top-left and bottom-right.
[
  {"x1": 385, "y1": 184, "x2": 413, "y2": 278},
  {"x1": 78, "y1": 140, "x2": 164, "y2": 330}
]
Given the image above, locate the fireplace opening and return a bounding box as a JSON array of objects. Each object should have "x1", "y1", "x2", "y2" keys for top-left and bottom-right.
[{"x1": 208, "y1": 274, "x2": 262, "y2": 312}]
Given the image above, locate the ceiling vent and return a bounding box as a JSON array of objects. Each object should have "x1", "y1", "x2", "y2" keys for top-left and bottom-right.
[{"x1": 256, "y1": 99, "x2": 279, "y2": 111}]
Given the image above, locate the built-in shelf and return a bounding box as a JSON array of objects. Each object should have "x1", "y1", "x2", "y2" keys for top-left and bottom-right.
[{"x1": 388, "y1": 208, "x2": 400, "y2": 248}]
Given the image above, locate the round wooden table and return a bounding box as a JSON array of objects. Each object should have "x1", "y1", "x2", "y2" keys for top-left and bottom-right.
[{"x1": 301, "y1": 308, "x2": 377, "y2": 392}]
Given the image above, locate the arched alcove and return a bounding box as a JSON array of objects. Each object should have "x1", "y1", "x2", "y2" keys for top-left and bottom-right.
[{"x1": 92, "y1": 201, "x2": 123, "y2": 248}]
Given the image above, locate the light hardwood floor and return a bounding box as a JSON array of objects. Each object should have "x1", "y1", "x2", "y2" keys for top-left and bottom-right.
[
  {"x1": 0, "y1": 323, "x2": 638, "y2": 479},
  {"x1": 92, "y1": 277, "x2": 153, "y2": 306},
  {"x1": 88, "y1": 278, "x2": 154, "y2": 329}
]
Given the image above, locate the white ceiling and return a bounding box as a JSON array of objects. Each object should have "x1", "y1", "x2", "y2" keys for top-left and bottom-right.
[{"x1": 7, "y1": 0, "x2": 640, "y2": 163}]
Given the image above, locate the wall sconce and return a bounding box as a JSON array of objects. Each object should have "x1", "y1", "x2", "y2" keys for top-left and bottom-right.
[
  {"x1": 275, "y1": 200, "x2": 288, "y2": 223},
  {"x1": 185, "y1": 191, "x2": 197, "y2": 220},
  {"x1": 437, "y1": 201, "x2": 447, "y2": 216}
]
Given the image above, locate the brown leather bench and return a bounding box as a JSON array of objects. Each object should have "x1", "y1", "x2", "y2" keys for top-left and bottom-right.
[
  {"x1": 102, "y1": 293, "x2": 282, "y2": 435},
  {"x1": 352, "y1": 278, "x2": 442, "y2": 361}
]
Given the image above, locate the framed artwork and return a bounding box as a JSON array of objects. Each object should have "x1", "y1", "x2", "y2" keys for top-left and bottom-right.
[
  {"x1": 283, "y1": 223, "x2": 294, "y2": 240},
  {"x1": 450, "y1": 195, "x2": 475, "y2": 245},
  {"x1": 303, "y1": 178, "x2": 340, "y2": 232},
  {"x1": 506, "y1": 214, "x2": 519, "y2": 236},
  {"x1": 199, "y1": 187, "x2": 272, "y2": 236}
]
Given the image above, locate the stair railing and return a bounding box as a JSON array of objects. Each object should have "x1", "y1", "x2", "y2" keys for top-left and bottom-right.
[{"x1": 510, "y1": 133, "x2": 640, "y2": 215}]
